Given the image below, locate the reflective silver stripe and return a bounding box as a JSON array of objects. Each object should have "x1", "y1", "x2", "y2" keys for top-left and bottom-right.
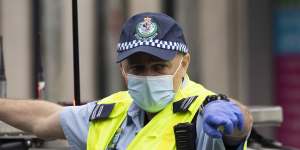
[
  {"x1": 95, "y1": 105, "x2": 104, "y2": 118},
  {"x1": 90, "y1": 104, "x2": 101, "y2": 120}
]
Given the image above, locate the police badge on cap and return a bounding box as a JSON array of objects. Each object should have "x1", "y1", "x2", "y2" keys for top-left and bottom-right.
[
  {"x1": 116, "y1": 12, "x2": 189, "y2": 62},
  {"x1": 135, "y1": 17, "x2": 158, "y2": 40}
]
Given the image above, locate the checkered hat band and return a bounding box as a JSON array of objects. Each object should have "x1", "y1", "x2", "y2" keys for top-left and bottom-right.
[{"x1": 117, "y1": 39, "x2": 188, "y2": 53}]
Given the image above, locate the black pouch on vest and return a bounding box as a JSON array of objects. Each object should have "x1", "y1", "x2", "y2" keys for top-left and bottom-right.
[{"x1": 173, "y1": 122, "x2": 196, "y2": 150}]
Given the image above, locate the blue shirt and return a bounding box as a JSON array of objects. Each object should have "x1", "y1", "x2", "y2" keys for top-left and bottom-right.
[{"x1": 60, "y1": 102, "x2": 245, "y2": 150}]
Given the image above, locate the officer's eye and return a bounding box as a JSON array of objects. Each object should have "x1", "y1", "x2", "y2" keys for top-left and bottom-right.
[
  {"x1": 152, "y1": 64, "x2": 167, "y2": 72},
  {"x1": 128, "y1": 65, "x2": 145, "y2": 74}
]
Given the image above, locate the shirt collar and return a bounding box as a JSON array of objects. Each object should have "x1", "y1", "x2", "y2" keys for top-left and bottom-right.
[{"x1": 127, "y1": 103, "x2": 145, "y2": 127}]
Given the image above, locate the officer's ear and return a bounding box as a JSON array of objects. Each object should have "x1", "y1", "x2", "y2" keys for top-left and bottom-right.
[
  {"x1": 119, "y1": 62, "x2": 125, "y2": 76},
  {"x1": 181, "y1": 53, "x2": 190, "y2": 76},
  {"x1": 119, "y1": 61, "x2": 128, "y2": 84}
]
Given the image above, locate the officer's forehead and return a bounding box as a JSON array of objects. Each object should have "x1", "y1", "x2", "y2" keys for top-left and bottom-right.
[{"x1": 125, "y1": 52, "x2": 174, "y2": 65}]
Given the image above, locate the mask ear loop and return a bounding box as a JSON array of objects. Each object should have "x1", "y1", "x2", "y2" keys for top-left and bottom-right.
[
  {"x1": 173, "y1": 57, "x2": 183, "y2": 76},
  {"x1": 173, "y1": 57, "x2": 184, "y2": 92},
  {"x1": 121, "y1": 64, "x2": 127, "y2": 77}
]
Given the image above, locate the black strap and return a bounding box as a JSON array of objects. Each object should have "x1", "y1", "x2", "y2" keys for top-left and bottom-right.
[
  {"x1": 199, "y1": 94, "x2": 230, "y2": 116},
  {"x1": 173, "y1": 96, "x2": 199, "y2": 150},
  {"x1": 202, "y1": 94, "x2": 228, "y2": 106}
]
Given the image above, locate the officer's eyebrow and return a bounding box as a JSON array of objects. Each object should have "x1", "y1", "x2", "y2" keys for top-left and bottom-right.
[
  {"x1": 127, "y1": 56, "x2": 170, "y2": 65},
  {"x1": 127, "y1": 61, "x2": 170, "y2": 67},
  {"x1": 149, "y1": 61, "x2": 171, "y2": 66}
]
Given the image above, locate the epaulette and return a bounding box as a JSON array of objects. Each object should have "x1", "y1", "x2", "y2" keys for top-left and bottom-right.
[
  {"x1": 173, "y1": 96, "x2": 198, "y2": 113},
  {"x1": 89, "y1": 103, "x2": 115, "y2": 121}
]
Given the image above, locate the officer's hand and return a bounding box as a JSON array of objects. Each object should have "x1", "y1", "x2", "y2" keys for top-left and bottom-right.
[{"x1": 202, "y1": 100, "x2": 244, "y2": 138}]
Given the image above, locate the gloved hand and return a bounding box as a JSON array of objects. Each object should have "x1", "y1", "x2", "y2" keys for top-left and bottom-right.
[{"x1": 203, "y1": 100, "x2": 244, "y2": 138}]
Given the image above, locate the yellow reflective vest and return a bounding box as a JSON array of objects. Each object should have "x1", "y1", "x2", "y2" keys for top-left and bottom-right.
[{"x1": 87, "y1": 77, "x2": 247, "y2": 150}]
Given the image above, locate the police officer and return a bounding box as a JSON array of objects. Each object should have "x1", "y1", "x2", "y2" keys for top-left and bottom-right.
[{"x1": 0, "y1": 12, "x2": 253, "y2": 150}]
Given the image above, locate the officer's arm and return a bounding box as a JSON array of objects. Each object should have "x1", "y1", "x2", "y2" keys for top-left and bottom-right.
[
  {"x1": 223, "y1": 99, "x2": 253, "y2": 146},
  {"x1": 0, "y1": 99, "x2": 65, "y2": 139}
]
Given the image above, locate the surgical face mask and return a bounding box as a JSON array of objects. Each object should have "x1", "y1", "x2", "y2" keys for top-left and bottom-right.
[{"x1": 125, "y1": 58, "x2": 183, "y2": 113}]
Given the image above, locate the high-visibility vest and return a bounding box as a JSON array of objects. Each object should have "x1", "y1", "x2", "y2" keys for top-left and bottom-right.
[{"x1": 87, "y1": 77, "x2": 247, "y2": 150}]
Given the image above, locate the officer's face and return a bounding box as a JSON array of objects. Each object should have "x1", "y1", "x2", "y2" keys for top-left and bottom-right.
[{"x1": 120, "y1": 52, "x2": 190, "y2": 91}]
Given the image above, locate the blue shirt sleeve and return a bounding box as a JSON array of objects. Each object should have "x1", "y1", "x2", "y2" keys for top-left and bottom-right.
[
  {"x1": 195, "y1": 112, "x2": 247, "y2": 150},
  {"x1": 60, "y1": 102, "x2": 96, "y2": 150}
]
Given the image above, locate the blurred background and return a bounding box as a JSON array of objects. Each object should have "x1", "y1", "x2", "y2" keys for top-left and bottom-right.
[{"x1": 0, "y1": 0, "x2": 299, "y2": 149}]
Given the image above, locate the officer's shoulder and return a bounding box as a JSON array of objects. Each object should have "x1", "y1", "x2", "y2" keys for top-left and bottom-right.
[
  {"x1": 89, "y1": 91, "x2": 131, "y2": 121},
  {"x1": 96, "y1": 91, "x2": 131, "y2": 104}
]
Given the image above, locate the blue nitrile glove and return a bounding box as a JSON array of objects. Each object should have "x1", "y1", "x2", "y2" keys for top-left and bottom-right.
[{"x1": 202, "y1": 100, "x2": 244, "y2": 138}]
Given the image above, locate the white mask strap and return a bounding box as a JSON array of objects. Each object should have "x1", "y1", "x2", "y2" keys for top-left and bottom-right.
[
  {"x1": 173, "y1": 57, "x2": 183, "y2": 76},
  {"x1": 121, "y1": 65, "x2": 127, "y2": 77}
]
